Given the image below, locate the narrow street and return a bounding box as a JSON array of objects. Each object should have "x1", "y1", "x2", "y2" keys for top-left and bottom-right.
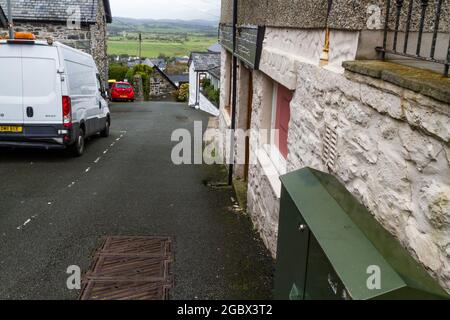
[{"x1": 0, "y1": 101, "x2": 273, "y2": 300}]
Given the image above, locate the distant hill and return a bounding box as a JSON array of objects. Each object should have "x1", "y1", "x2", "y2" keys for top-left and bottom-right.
[
  {"x1": 109, "y1": 17, "x2": 219, "y2": 36},
  {"x1": 107, "y1": 17, "x2": 219, "y2": 58}
]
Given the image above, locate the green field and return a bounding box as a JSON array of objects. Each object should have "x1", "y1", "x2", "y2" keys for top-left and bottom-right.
[{"x1": 108, "y1": 37, "x2": 217, "y2": 58}]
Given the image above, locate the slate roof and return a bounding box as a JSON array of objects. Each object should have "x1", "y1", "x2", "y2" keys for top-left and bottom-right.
[
  {"x1": 143, "y1": 58, "x2": 167, "y2": 71},
  {"x1": 0, "y1": 0, "x2": 112, "y2": 24},
  {"x1": 190, "y1": 52, "x2": 221, "y2": 73},
  {"x1": 168, "y1": 74, "x2": 189, "y2": 84},
  {"x1": 153, "y1": 65, "x2": 178, "y2": 89},
  {"x1": 208, "y1": 66, "x2": 221, "y2": 79},
  {"x1": 207, "y1": 43, "x2": 221, "y2": 53},
  {"x1": 0, "y1": 4, "x2": 7, "y2": 28}
]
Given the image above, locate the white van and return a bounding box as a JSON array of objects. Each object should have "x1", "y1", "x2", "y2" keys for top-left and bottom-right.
[{"x1": 0, "y1": 34, "x2": 110, "y2": 156}]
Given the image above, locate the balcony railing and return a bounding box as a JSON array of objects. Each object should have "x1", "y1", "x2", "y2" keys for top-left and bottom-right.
[{"x1": 376, "y1": 0, "x2": 450, "y2": 76}]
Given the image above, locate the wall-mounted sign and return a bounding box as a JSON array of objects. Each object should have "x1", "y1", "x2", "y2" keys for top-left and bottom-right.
[{"x1": 219, "y1": 24, "x2": 265, "y2": 70}]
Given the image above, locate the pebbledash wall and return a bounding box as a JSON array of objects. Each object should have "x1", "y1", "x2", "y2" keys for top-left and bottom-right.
[{"x1": 218, "y1": 1, "x2": 450, "y2": 292}]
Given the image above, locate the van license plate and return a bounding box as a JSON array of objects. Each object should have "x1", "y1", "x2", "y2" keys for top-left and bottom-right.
[{"x1": 0, "y1": 126, "x2": 23, "y2": 133}]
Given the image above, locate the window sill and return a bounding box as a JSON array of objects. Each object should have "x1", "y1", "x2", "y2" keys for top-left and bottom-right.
[
  {"x1": 221, "y1": 107, "x2": 232, "y2": 127},
  {"x1": 255, "y1": 145, "x2": 287, "y2": 199}
]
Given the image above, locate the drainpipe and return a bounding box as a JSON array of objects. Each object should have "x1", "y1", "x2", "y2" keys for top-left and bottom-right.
[
  {"x1": 7, "y1": 0, "x2": 13, "y2": 39},
  {"x1": 320, "y1": 0, "x2": 333, "y2": 66},
  {"x1": 228, "y1": 0, "x2": 238, "y2": 186},
  {"x1": 196, "y1": 72, "x2": 199, "y2": 106}
]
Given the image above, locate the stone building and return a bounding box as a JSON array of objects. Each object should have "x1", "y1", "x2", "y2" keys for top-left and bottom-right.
[
  {"x1": 149, "y1": 66, "x2": 178, "y2": 100},
  {"x1": 0, "y1": 0, "x2": 112, "y2": 84},
  {"x1": 217, "y1": 0, "x2": 450, "y2": 292}
]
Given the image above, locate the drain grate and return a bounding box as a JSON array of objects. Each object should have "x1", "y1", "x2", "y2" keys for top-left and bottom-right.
[
  {"x1": 80, "y1": 280, "x2": 171, "y2": 300},
  {"x1": 79, "y1": 236, "x2": 173, "y2": 300},
  {"x1": 100, "y1": 236, "x2": 172, "y2": 257}
]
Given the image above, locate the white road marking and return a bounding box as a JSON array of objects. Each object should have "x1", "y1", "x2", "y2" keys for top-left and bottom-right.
[
  {"x1": 64, "y1": 131, "x2": 126, "y2": 194},
  {"x1": 17, "y1": 215, "x2": 38, "y2": 230},
  {"x1": 16, "y1": 131, "x2": 130, "y2": 232}
]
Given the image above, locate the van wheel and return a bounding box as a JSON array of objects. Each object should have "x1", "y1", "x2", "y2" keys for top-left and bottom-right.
[
  {"x1": 70, "y1": 127, "x2": 85, "y2": 157},
  {"x1": 100, "y1": 118, "x2": 110, "y2": 137}
]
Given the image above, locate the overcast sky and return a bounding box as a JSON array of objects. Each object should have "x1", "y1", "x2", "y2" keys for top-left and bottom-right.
[{"x1": 109, "y1": 0, "x2": 221, "y2": 21}]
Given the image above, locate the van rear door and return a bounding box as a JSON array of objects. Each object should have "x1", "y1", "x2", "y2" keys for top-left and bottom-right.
[
  {"x1": 21, "y1": 45, "x2": 62, "y2": 125},
  {"x1": 0, "y1": 45, "x2": 24, "y2": 125}
]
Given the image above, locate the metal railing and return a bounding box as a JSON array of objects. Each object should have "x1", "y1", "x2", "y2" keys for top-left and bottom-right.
[{"x1": 376, "y1": 0, "x2": 450, "y2": 76}]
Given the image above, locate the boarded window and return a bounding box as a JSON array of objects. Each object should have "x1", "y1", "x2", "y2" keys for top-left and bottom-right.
[{"x1": 274, "y1": 84, "x2": 293, "y2": 159}]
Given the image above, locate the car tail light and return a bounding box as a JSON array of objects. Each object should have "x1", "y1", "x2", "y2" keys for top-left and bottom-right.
[{"x1": 62, "y1": 96, "x2": 72, "y2": 127}]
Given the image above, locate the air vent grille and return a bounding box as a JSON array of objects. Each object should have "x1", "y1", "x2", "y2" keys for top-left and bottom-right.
[{"x1": 323, "y1": 124, "x2": 338, "y2": 172}]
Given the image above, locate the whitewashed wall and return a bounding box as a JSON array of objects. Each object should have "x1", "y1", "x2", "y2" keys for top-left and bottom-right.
[{"x1": 188, "y1": 63, "x2": 197, "y2": 107}]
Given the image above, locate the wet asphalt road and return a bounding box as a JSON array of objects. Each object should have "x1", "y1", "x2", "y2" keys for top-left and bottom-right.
[{"x1": 0, "y1": 101, "x2": 273, "y2": 300}]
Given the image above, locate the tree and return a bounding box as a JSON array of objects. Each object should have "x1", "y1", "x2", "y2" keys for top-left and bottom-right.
[
  {"x1": 126, "y1": 65, "x2": 154, "y2": 101},
  {"x1": 174, "y1": 83, "x2": 189, "y2": 102},
  {"x1": 108, "y1": 63, "x2": 129, "y2": 81}
]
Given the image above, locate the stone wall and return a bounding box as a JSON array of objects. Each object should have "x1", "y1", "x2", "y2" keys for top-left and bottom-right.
[
  {"x1": 245, "y1": 56, "x2": 450, "y2": 292},
  {"x1": 90, "y1": 0, "x2": 108, "y2": 85},
  {"x1": 219, "y1": 48, "x2": 233, "y2": 165},
  {"x1": 149, "y1": 69, "x2": 177, "y2": 100},
  {"x1": 132, "y1": 75, "x2": 144, "y2": 102},
  {"x1": 11, "y1": 21, "x2": 91, "y2": 51},
  {"x1": 227, "y1": 19, "x2": 450, "y2": 294},
  {"x1": 234, "y1": 61, "x2": 251, "y2": 179},
  {"x1": 284, "y1": 61, "x2": 450, "y2": 292},
  {"x1": 247, "y1": 70, "x2": 280, "y2": 255},
  {"x1": 219, "y1": 0, "x2": 450, "y2": 295}
]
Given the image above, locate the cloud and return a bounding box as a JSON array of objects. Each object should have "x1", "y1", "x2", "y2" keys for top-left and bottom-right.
[{"x1": 109, "y1": 0, "x2": 221, "y2": 21}]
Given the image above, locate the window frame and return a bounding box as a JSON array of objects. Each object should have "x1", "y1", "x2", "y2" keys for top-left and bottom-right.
[{"x1": 261, "y1": 82, "x2": 289, "y2": 176}]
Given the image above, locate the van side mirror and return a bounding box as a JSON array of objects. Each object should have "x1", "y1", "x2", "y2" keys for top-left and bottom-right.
[{"x1": 99, "y1": 88, "x2": 107, "y2": 99}]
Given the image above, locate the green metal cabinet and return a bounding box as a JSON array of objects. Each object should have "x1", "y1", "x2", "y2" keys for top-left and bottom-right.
[{"x1": 274, "y1": 168, "x2": 450, "y2": 300}]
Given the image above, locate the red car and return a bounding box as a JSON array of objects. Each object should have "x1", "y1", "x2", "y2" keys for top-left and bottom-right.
[{"x1": 110, "y1": 82, "x2": 135, "y2": 102}]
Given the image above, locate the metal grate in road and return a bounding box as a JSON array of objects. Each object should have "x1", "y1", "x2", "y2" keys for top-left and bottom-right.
[
  {"x1": 80, "y1": 280, "x2": 171, "y2": 300},
  {"x1": 99, "y1": 236, "x2": 172, "y2": 257},
  {"x1": 79, "y1": 236, "x2": 173, "y2": 300}
]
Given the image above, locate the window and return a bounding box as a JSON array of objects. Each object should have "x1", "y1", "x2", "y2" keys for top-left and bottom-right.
[
  {"x1": 115, "y1": 83, "x2": 131, "y2": 89},
  {"x1": 224, "y1": 51, "x2": 233, "y2": 117},
  {"x1": 271, "y1": 83, "x2": 293, "y2": 159},
  {"x1": 65, "y1": 60, "x2": 96, "y2": 96},
  {"x1": 256, "y1": 78, "x2": 293, "y2": 198}
]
